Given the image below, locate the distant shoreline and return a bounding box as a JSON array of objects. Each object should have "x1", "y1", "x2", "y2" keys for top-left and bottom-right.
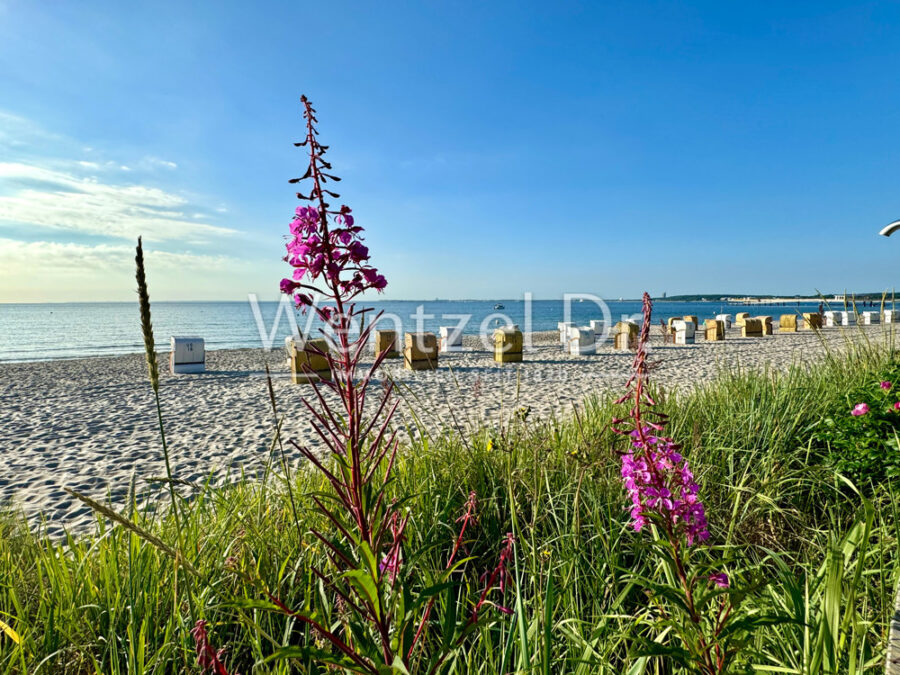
[{"x1": 1, "y1": 294, "x2": 895, "y2": 305}]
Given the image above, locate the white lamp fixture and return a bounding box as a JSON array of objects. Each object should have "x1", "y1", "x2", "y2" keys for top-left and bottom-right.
[{"x1": 879, "y1": 219, "x2": 900, "y2": 237}]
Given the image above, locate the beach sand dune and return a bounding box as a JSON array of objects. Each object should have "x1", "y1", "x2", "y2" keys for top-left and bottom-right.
[{"x1": 0, "y1": 326, "x2": 889, "y2": 537}]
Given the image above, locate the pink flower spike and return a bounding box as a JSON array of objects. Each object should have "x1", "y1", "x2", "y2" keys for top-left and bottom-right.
[
  {"x1": 851, "y1": 403, "x2": 870, "y2": 416},
  {"x1": 709, "y1": 572, "x2": 729, "y2": 589},
  {"x1": 882, "y1": 381, "x2": 892, "y2": 390}
]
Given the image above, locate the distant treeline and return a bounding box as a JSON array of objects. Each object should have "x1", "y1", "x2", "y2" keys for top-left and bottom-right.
[{"x1": 655, "y1": 293, "x2": 895, "y2": 302}]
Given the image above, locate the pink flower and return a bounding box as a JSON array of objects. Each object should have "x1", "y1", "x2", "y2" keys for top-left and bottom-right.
[
  {"x1": 619, "y1": 435, "x2": 709, "y2": 546},
  {"x1": 882, "y1": 381, "x2": 892, "y2": 390},
  {"x1": 280, "y1": 278, "x2": 299, "y2": 294},
  {"x1": 709, "y1": 572, "x2": 729, "y2": 588},
  {"x1": 893, "y1": 401, "x2": 900, "y2": 412},
  {"x1": 281, "y1": 115, "x2": 386, "y2": 306},
  {"x1": 851, "y1": 403, "x2": 869, "y2": 416}
]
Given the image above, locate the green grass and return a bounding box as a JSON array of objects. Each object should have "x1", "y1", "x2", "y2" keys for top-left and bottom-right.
[{"x1": 1, "y1": 336, "x2": 898, "y2": 673}]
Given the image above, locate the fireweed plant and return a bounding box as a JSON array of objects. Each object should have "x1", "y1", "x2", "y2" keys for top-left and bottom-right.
[
  {"x1": 612, "y1": 293, "x2": 772, "y2": 673},
  {"x1": 263, "y1": 96, "x2": 513, "y2": 673}
]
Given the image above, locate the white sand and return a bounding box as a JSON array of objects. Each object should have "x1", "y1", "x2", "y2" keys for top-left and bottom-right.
[{"x1": 0, "y1": 324, "x2": 892, "y2": 537}]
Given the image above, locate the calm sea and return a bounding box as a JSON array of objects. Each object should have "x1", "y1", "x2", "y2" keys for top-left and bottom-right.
[{"x1": 0, "y1": 298, "x2": 832, "y2": 362}]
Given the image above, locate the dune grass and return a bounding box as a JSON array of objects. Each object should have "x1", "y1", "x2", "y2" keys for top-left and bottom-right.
[{"x1": 1, "y1": 335, "x2": 898, "y2": 673}]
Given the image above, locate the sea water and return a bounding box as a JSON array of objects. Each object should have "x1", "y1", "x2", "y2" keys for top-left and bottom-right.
[{"x1": 0, "y1": 298, "x2": 832, "y2": 362}]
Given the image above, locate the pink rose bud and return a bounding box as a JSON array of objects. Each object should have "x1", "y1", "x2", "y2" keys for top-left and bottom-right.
[
  {"x1": 882, "y1": 381, "x2": 892, "y2": 390},
  {"x1": 851, "y1": 403, "x2": 870, "y2": 416}
]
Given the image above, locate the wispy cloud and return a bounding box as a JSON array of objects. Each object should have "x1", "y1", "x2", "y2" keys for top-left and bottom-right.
[
  {"x1": 141, "y1": 156, "x2": 178, "y2": 171},
  {"x1": 0, "y1": 110, "x2": 261, "y2": 300},
  {"x1": 0, "y1": 161, "x2": 237, "y2": 243},
  {"x1": 0, "y1": 237, "x2": 256, "y2": 302},
  {"x1": 0, "y1": 237, "x2": 236, "y2": 273}
]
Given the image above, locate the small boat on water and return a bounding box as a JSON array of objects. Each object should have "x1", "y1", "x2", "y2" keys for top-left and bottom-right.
[{"x1": 494, "y1": 303, "x2": 505, "y2": 310}]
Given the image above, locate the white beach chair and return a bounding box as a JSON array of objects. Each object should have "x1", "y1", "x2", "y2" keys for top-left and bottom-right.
[
  {"x1": 285, "y1": 334, "x2": 304, "y2": 356},
  {"x1": 672, "y1": 320, "x2": 695, "y2": 345},
  {"x1": 170, "y1": 337, "x2": 205, "y2": 374},
  {"x1": 439, "y1": 326, "x2": 464, "y2": 352},
  {"x1": 568, "y1": 326, "x2": 595, "y2": 356},
  {"x1": 715, "y1": 313, "x2": 732, "y2": 328},
  {"x1": 558, "y1": 322, "x2": 575, "y2": 346},
  {"x1": 861, "y1": 311, "x2": 880, "y2": 325}
]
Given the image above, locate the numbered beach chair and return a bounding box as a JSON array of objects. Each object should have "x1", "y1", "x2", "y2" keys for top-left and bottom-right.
[{"x1": 170, "y1": 337, "x2": 205, "y2": 374}]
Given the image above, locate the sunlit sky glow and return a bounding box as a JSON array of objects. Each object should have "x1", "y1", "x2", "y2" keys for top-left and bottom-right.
[{"x1": 1, "y1": 1, "x2": 899, "y2": 302}]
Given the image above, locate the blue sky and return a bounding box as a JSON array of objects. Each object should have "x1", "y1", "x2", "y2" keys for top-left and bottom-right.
[{"x1": 1, "y1": 1, "x2": 899, "y2": 302}]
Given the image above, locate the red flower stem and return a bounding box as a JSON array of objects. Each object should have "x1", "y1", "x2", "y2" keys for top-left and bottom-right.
[{"x1": 407, "y1": 494, "x2": 478, "y2": 662}]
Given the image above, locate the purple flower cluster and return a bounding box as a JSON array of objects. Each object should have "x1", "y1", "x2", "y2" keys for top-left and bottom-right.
[
  {"x1": 621, "y1": 427, "x2": 710, "y2": 545},
  {"x1": 280, "y1": 96, "x2": 386, "y2": 310},
  {"x1": 280, "y1": 204, "x2": 386, "y2": 307}
]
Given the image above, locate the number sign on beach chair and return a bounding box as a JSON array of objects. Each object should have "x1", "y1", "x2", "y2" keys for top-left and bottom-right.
[{"x1": 170, "y1": 337, "x2": 205, "y2": 374}]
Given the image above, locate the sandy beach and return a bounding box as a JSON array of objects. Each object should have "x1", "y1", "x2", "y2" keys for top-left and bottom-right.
[{"x1": 1, "y1": 324, "x2": 892, "y2": 537}]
